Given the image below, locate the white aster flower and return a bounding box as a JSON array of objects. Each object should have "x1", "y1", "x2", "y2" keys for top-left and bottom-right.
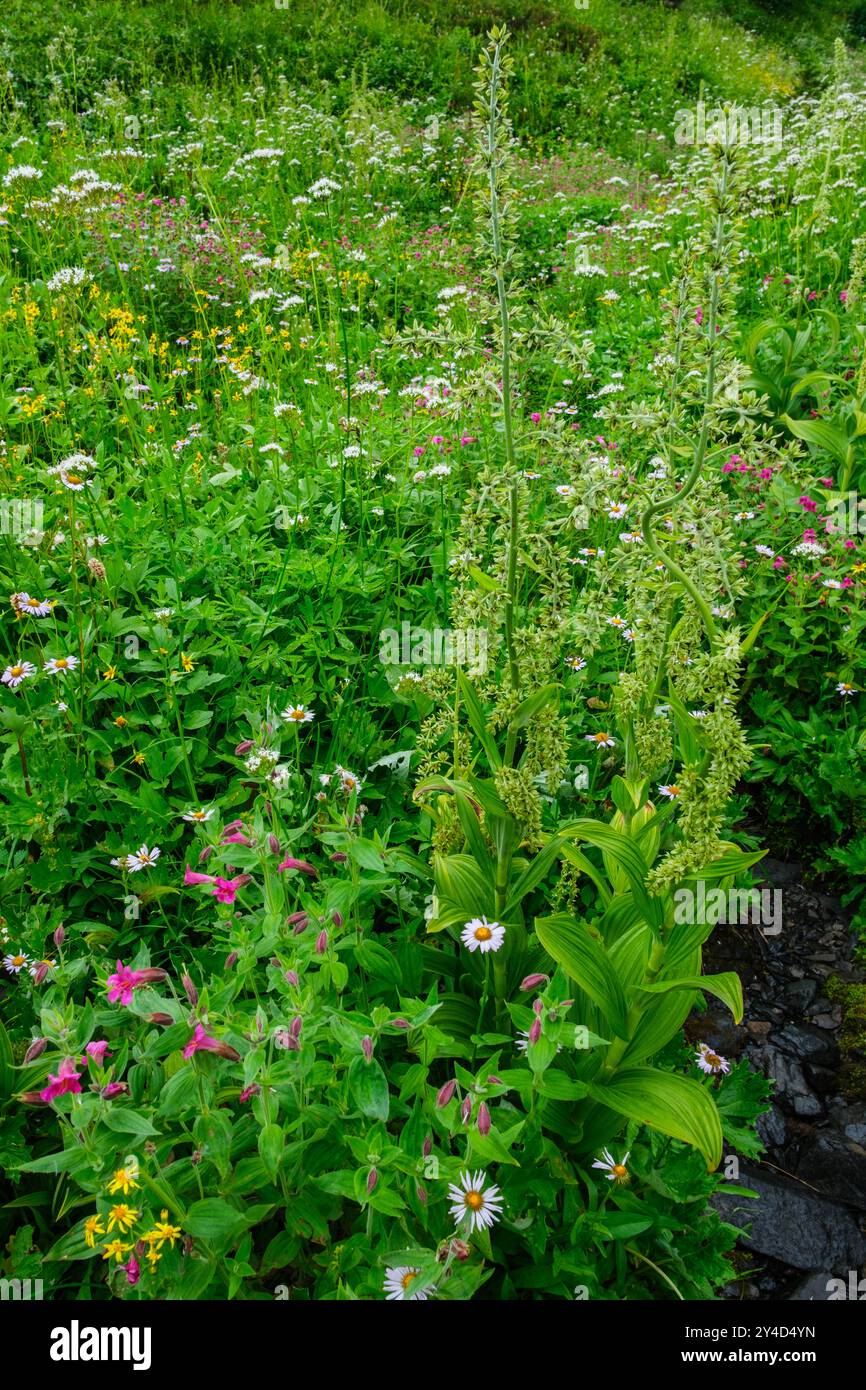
[
  {"x1": 461, "y1": 916, "x2": 505, "y2": 953},
  {"x1": 383, "y1": 1266, "x2": 430, "y2": 1301},
  {"x1": 447, "y1": 1169, "x2": 504, "y2": 1233}
]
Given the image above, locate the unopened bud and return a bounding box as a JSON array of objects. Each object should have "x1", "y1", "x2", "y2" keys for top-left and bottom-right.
[
  {"x1": 533, "y1": 997, "x2": 544, "y2": 1016},
  {"x1": 361, "y1": 1035, "x2": 373, "y2": 1063},
  {"x1": 529, "y1": 1018, "x2": 542, "y2": 1045},
  {"x1": 24, "y1": 1037, "x2": 47, "y2": 1063},
  {"x1": 330, "y1": 852, "x2": 348, "y2": 863},
  {"x1": 225, "y1": 951, "x2": 238, "y2": 969},
  {"x1": 331, "y1": 910, "x2": 343, "y2": 928},
  {"x1": 460, "y1": 1095, "x2": 472, "y2": 1125},
  {"x1": 53, "y1": 924, "x2": 65, "y2": 948},
  {"x1": 520, "y1": 972, "x2": 548, "y2": 991},
  {"x1": 147, "y1": 1012, "x2": 174, "y2": 1025},
  {"x1": 268, "y1": 833, "x2": 281, "y2": 855},
  {"x1": 422, "y1": 1136, "x2": 432, "y2": 1158},
  {"x1": 198, "y1": 844, "x2": 214, "y2": 863},
  {"x1": 366, "y1": 1167, "x2": 378, "y2": 1195},
  {"x1": 436, "y1": 1079, "x2": 457, "y2": 1108},
  {"x1": 416, "y1": 1184, "x2": 427, "y2": 1205},
  {"x1": 315, "y1": 929, "x2": 328, "y2": 955},
  {"x1": 477, "y1": 1101, "x2": 491, "y2": 1136},
  {"x1": 235, "y1": 740, "x2": 254, "y2": 755},
  {"x1": 182, "y1": 973, "x2": 198, "y2": 1007},
  {"x1": 286, "y1": 969, "x2": 299, "y2": 987}
]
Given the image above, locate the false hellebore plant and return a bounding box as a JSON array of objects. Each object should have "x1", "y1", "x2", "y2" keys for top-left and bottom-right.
[{"x1": 413, "y1": 30, "x2": 765, "y2": 1180}]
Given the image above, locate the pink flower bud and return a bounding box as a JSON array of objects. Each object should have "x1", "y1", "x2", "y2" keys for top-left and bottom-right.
[
  {"x1": 182, "y1": 973, "x2": 198, "y2": 1007},
  {"x1": 477, "y1": 1101, "x2": 491, "y2": 1136},
  {"x1": 239, "y1": 1084, "x2": 260, "y2": 1103},
  {"x1": 520, "y1": 972, "x2": 548, "y2": 991},
  {"x1": 234, "y1": 740, "x2": 254, "y2": 755},
  {"x1": 330, "y1": 852, "x2": 348, "y2": 863},
  {"x1": 225, "y1": 951, "x2": 238, "y2": 969},
  {"x1": 286, "y1": 969, "x2": 299, "y2": 987},
  {"x1": 147, "y1": 1012, "x2": 174, "y2": 1025},
  {"x1": 101, "y1": 1082, "x2": 129, "y2": 1099},
  {"x1": 487, "y1": 1075, "x2": 503, "y2": 1086},
  {"x1": 268, "y1": 834, "x2": 281, "y2": 855},
  {"x1": 436, "y1": 1079, "x2": 457, "y2": 1108},
  {"x1": 366, "y1": 1167, "x2": 378, "y2": 1194},
  {"x1": 224, "y1": 819, "x2": 244, "y2": 832},
  {"x1": 331, "y1": 910, "x2": 343, "y2": 928},
  {"x1": 460, "y1": 1095, "x2": 472, "y2": 1124},
  {"x1": 416, "y1": 1184, "x2": 427, "y2": 1205},
  {"x1": 361, "y1": 1035, "x2": 374, "y2": 1063},
  {"x1": 529, "y1": 1018, "x2": 542, "y2": 1045},
  {"x1": 53, "y1": 924, "x2": 65, "y2": 948},
  {"x1": 33, "y1": 962, "x2": 52, "y2": 985},
  {"x1": 315, "y1": 929, "x2": 328, "y2": 955},
  {"x1": 422, "y1": 1137, "x2": 432, "y2": 1158},
  {"x1": 287, "y1": 910, "x2": 309, "y2": 929},
  {"x1": 24, "y1": 1038, "x2": 47, "y2": 1063},
  {"x1": 277, "y1": 857, "x2": 318, "y2": 878},
  {"x1": 198, "y1": 844, "x2": 214, "y2": 863},
  {"x1": 392, "y1": 1017, "x2": 409, "y2": 1029},
  {"x1": 290, "y1": 1015, "x2": 303, "y2": 1039},
  {"x1": 533, "y1": 998, "x2": 544, "y2": 1016}
]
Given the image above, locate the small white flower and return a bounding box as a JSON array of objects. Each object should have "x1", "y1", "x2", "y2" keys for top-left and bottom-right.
[
  {"x1": 447, "y1": 1169, "x2": 504, "y2": 1233},
  {"x1": 836, "y1": 681, "x2": 857, "y2": 697},
  {"x1": 281, "y1": 703, "x2": 314, "y2": 724},
  {"x1": 585, "y1": 731, "x2": 615, "y2": 748},
  {"x1": 592, "y1": 1148, "x2": 631, "y2": 1184},
  {"x1": 15, "y1": 594, "x2": 52, "y2": 617},
  {"x1": 126, "y1": 844, "x2": 161, "y2": 872},
  {"x1": 182, "y1": 808, "x2": 215, "y2": 823},
  {"x1": 2, "y1": 661, "x2": 36, "y2": 688},
  {"x1": 43, "y1": 655, "x2": 79, "y2": 675},
  {"x1": 3, "y1": 952, "x2": 30, "y2": 973},
  {"x1": 564, "y1": 656, "x2": 587, "y2": 672},
  {"x1": 461, "y1": 917, "x2": 505, "y2": 953},
  {"x1": 695, "y1": 1042, "x2": 730, "y2": 1075},
  {"x1": 383, "y1": 1266, "x2": 430, "y2": 1301},
  {"x1": 658, "y1": 784, "x2": 680, "y2": 799}
]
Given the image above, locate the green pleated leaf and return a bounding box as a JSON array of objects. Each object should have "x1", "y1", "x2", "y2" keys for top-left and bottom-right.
[
  {"x1": 637, "y1": 971, "x2": 743, "y2": 1023},
  {"x1": 535, "y1": 914, "x2": 629, "y2": 1039},
  {"x1": 589, "y1": 1066, "x2": 723, "y2": 1169}
]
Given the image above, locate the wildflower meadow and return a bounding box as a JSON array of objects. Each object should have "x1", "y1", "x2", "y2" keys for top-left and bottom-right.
[{"x1": 1, "y1": 0, "x2": 866, "y2": 1338}]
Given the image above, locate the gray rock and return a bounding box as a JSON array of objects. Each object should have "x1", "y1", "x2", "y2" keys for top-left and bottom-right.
[
  {"x1": 756, "y1": 1103, "x2": 787, "y2": 1149},
  {"x1": 789, "y1": 1272, "x2": 837, "y2": 1301},
  {"x1": 750, "y1": 1044, "x2": 825, "y2": 1118},
  {"x1": 714, "y1": 1167, "x2": 866, "y2": 1271},
  {"x1": 774, "y1": 1023, "x2": 837, "y2": 1067},
  {"x1": 796, "y1": 1132, "x2": 866, "y2": 1211}
]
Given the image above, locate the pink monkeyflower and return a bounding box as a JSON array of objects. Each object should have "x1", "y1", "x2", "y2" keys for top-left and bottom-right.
[
  {"x1": 107, "y1": 961, "x2": 166, "y2": 1006},
  {"x1": 182, "y1": 1022, "x2": 241, "y2": 1062},
  {"x1": 239, "y1": 1083, "x2": 260, "y2": 1103},
  {"x1": 799, "y1": 495, "x2": 817, "y2": 512},
  {"x1": 211, "y1": 876, "x2": 245, "y2": 904},
  {"x1": 101, "y1": 1082, "x2": 129, "y2": 1099},
  {"x1": 277, "y1": 856, "x2": 318, "y2": 878},
  {"x1": 220, "y1": 831, "x2": 251, "y2": 845},
  {"x1": 184, "y1": 864, "x2": 216, "y2": 887},
  {"x1": 84, "y1": 1040, "x2": 111, "y2": 1067},
  {"x1": 40, "y1": 1057, "x2": 83, "y2": 1103},
  {"x1": 124, "y1": 1255, "x2": 141, "y2": 1286},
  {"x1": 530, "y1": 412, "x2": 541, "y2": 423}
]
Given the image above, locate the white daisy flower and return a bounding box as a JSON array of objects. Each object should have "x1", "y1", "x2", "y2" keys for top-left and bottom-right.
[
  {"x1": 335, "y1": 765, "x2": 362, "y2": 795},
  {"x1": 606, "y1": 500, "x2": 628, "y2": 519},
  {"x1": 2, "y1": 661, "x2": 36, "y2": 688},
  {"x1": 182, "y1": 808, "x2": 215, "y2": 823},
  {"x1": 592, "y1": 1148, "x2": 631, "y2": 1184},
  {"x1": 126, "y1": 844, "x2": 161, "y2": 872},
  {"x1": 383, "y1": 1266, "x2": 430, "y2": 1301},
  {"x1": 658, "y1": 784, "x2": 680, "y2": 799},
  {"x1": 281, "y1": 703, "x2": 314, "y2": 724},
  {"x1": 695, "y1": 1043, "x2": 730, "y2": 1075},
  {"x1": 16, "y1": 594, "x2": 52, "y2": 618},
  {"x1": 43, "y1": 655, "x2": 79, "y2": 675},
  {"x1": 461, "y1": 917, "x2": 505, "y2": 953},
  {"x1": 447, "y1": 1169, "x2": 504, "y2": 1234},
  {"x1": 565, "y1": 656, "x2": 587, "y2": 671},
  {"x1": 836, "y1": 682, "x2": 857, "y2": 697},
  {"x1": 3, "y1": 952, "x2": 30, "y2": 973},
  {"x1": 606, "y1": 614, "x2": 626, "y2": 629},
  {"x1": 585, "y1": 731, "x2": 615, "y2": 748}
]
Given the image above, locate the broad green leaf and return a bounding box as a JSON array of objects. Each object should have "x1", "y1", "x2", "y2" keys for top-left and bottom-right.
[
  {"x1": 589, "y1": 1067, "x2": 723, "y2": 1169},
  {"x1": 637, "y1": 971, "x2": 743, "y2": 1023},
  {"x1": 535, "y1": 914, "x2": 629, "y2": 1039}
]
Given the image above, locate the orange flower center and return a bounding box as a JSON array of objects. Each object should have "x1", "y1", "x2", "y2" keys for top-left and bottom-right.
[
  {"x1": 612, "y1": 1164, "x2": 627, "y2": 1178},
  {"x1": 401, "y1": 1271, "x2": 418, "y2": 1290},
  {"x1": 11, "y1": 666, "x2": 23, "y2": 677},
  {"x1": 475, "y1": 926, "x2": 492, "y2": 941},
  {"x1": 464, "y1": 1190, "x2": 484, "y2": 1210},
  {"x1": 55, "y1": 658, "x2": 69, "y2": 668}
]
